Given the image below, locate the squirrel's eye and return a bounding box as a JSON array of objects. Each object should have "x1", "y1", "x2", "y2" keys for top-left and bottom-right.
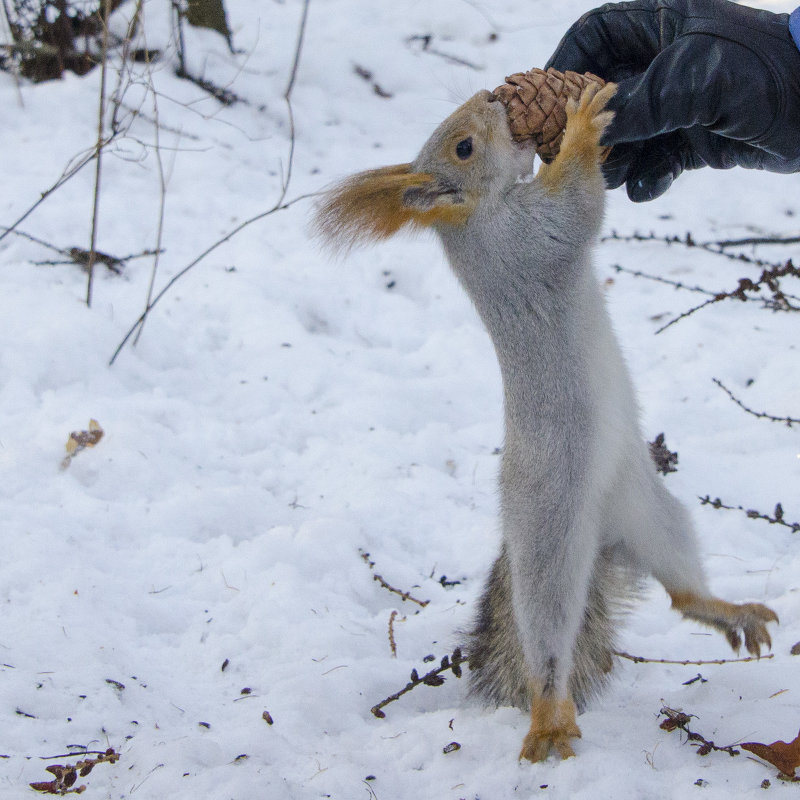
[{"x1": 455, "y1": 137, "x2": 473, "y2": 160}]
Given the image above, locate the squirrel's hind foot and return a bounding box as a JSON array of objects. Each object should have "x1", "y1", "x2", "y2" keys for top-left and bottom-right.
[
  {"x1": 669, "y1": 591, "x2": 779, "y2": 657},
  {"x1": 519, "y1": 695, "x2": 582, "y2": 763}
]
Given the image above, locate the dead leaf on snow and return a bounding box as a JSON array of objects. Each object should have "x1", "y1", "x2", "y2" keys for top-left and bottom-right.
[
  {"x1": 741, "y1": 729, "x2": 800, "y2": 777},
  {"x1": 61, "y1": 419, "x2": 104, "y2": 469}
]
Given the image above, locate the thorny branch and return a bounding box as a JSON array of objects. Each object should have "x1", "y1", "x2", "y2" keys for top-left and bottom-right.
[
  {"x1": 712, "y1": 234, "x2": 800, "y2": 248},
  {"x1": 370, "y1": 649, "x2": 466, "y2": 718},
  {"x1": 712, "y1": 378, "x2": 800, "y2": 428},
  {"x1": 656, "y1": 259, "x2": 800, "y2": 334},
  {"x1": 109, "y1": 0, "x2": 313, "y2": 364},
  {"x1": 602, "y1": 229, "x2": 794, "y2": 270},
  {"x1": 360, "y1": 551, "x2": 429, "y2": 608},
  {"x1": 699, "y1": 495, "x2": 800, "y2": 534},
  {"x1": 610, "y1": 263, "x2": 716, "y2": 297}
]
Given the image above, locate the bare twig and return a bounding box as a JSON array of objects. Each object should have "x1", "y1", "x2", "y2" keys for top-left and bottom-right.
[
  {"x1": 109, "y1": 0, "x2": 313, "y2": 364},
  {"x1": 659, "y1": 707, "x2": 741, "y2": 757},
  {"x1": 610, "y1": 263, "x2": 716, "y2": 296},
  {"x1": 108, "y1": 191, "x2": 315, "y2": 365},
  {"x1": 615, "y1": 650, "x2": 773, "y2": 666},
  {"x1": 388, "y1": 610, "x2": 400, "y2": 657},
  {"x1": 370, "y1": 649, "x2": 466, "y2": 718},
  {"x1": 713, "y1": 234, "x2": 800, "y2": 248},
  {"x1": 699, "y1": 495, "x2": 800, "y2": 533},
  {"x1": 712, "y1": 378, "x2": 800, "y2": 427},
  {"x1": 405, "y1": 34, "x2": 482, "y2": 70},
  {"x1": 134, "y1": 62, "x2": 169, "y2": 346},
  {"x1": 0, "y1": 148, "x2": 101, "y2": 246},
  {"x1": 86, "y1": 0, "x2": 113, "y2": 308},
  {"x1": 602, "y1": 230, "x2": 787, "y2": 270},
  {"x1": 656, "y1": 259, "x2": 800, "y2": 334},
  {"x1": 360, "y1": 551, "x2": 429, "y2": 608}
]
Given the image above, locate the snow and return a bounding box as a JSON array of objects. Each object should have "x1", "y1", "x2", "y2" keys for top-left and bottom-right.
[{"x1": 1, "y1": 0, "x2": 799, "y2": 797}]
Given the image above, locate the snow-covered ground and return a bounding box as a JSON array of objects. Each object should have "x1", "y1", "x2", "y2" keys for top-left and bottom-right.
[{"x1": 1, "y1": 1, "x2": 798, "y2": 797}]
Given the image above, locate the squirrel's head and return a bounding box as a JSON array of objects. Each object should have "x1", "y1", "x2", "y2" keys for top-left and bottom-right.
[{"x1": 314, "y1": 90, "x2": 533, "y2": 252}]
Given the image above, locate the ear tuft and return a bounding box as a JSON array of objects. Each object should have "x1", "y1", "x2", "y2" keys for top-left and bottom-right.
[{"x1": 313, "y1": 164, "x2": 436, "y2": 253}]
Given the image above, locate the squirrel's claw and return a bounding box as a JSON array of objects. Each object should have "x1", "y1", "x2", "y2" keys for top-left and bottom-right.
[{"x1": 670, "y1": 593, "x2": 779, "y2": 658}]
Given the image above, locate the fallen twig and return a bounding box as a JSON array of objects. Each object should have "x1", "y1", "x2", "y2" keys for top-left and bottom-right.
[
  {"x1": 388, "y1": 610, "x2": 400, "y2": 657},
  {"x1": 360, "y1": 551, "x2": 429, "y2": 608},
  {"x1": 616, "y1": 650, "x2": 773, "y2": 666},
  {"x1": 713, "y1": 378, "x2": 800, "y2": 427},
  {"x1": 699, "y1": 495, "x2": 800, "y2": 534},
  {"x1": 370, "y1": 649, "x2": 466, "y2": 718}
]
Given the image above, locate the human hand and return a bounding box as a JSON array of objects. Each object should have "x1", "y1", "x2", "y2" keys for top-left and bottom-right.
[{"x1": 546, "y1": 0, "x2": 800, "y2": 200}]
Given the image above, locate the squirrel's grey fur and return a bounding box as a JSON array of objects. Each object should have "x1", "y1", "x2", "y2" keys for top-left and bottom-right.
[{"x1": 315, "y1": 85, "x2": 777, "y2": 760}]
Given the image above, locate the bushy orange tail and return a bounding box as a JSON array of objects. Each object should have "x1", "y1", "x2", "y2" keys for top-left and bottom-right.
[
  {"x1": 313, "y1": 163, "x2": 472, "y2": 252},
  {"x1": 313, "y1": 164, "x2": 432, "y2": 252}
]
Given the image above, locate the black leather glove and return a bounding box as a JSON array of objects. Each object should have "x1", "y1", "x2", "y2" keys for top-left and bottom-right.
[{"x1": 546, "y1": 0, "x2": 800, "y2": 201}]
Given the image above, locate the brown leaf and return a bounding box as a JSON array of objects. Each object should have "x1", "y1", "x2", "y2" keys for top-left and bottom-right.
[
  {"x1": 30, "y1": 782, "x2": 58, "y2": 793},
  {"x1": 62, "y1": 419, "x2": 104, "y2": 468},
  {"x1": 742, "y1": 729, "x2": 800, "y2": 776}
]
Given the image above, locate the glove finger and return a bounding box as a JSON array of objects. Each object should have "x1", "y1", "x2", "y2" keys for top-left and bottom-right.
[
  {"x1": 622, "y1": 131, "x2": 692, "y2": 202},
  {"x1": 600, "y1": 142, "x2": 643, "y2": 190},
  {"x1": 683, "y1": 127, "x2": 798, "y2": 172},
  {"x1": 545, "y1": 0, "x2": 669, "y2": 80}
]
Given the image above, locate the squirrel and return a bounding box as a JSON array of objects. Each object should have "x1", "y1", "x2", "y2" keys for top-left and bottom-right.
[{"x1": 313, "y1": 83, "x2": 779, "y2": 763}]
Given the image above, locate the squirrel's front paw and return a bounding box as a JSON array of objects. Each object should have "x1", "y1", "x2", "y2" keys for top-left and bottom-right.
[
  {"x1": 670, "y1": 592, "x2": 779, "y2": 657},
  {"x1": 519, "y1": 695, "x2": 582, "y2": 763},
  {"x1": 538, "y1": 82, "x2": 617, "y2": 189},
  {"x1": 564, "y1": 82, "x2": 617, "y2": 150}
]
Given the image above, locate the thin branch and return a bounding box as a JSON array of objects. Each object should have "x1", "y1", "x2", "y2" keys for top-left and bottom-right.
[
  {"x1": 713, "y1": 234, "x2": 800, "y2": 248},
  {"x1": 86, "y1": 0, "x2": 113, "y2": 308},
  {"x1": 699, "y1": 495, "x2": 800, "y2": 534},
  {"x1": 0, "y1": 148, "x2": 100, "y2": 246},
  {"x1": 108, "y1": 191, "x2": 315, "y2": 365},
  {"x1": 602, "y1": 230, "x2": 787, "y2": 270},
  {"x1": 610, "y1": 263, "x2": 716, "y2": 296},
  {"x1": 656, "y1": 259, "x2": 800, "y2": 334},
  {"x1": 109, "y1": 0, "x2": 313, "y2": 364},
  {"x1": 134, "y1": 57, "x2": 169, "y2": 346},
  {"x1": 388, "y1": 610, "x2": 400, "y2": 657},
  {"x1": 360, "y1": 551, "x2": 429, "y2": 608},
  {"x1": 712, "y1": 378, "x2": 800, "y2": 427},
  {"x1": 615, "y1": 650, "x2": 773, "y2": 666}
]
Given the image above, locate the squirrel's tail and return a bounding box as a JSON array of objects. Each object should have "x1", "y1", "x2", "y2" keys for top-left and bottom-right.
[{"x1": 466, "y1": 544, "x2": 636, "y2": 711}]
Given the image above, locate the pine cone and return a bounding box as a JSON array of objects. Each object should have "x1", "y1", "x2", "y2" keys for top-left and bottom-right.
[{"x1": 492, "y1": 68, "x2": 606, "y2": 161}]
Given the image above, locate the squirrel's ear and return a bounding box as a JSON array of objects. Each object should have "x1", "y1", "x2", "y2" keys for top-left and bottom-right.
[{"x1": 314, "y1": 164, "x2": 471, "y2": 252}]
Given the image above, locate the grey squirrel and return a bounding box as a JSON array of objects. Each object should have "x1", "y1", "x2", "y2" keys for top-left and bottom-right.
[{"x1": 314, "y1": 84, "x2": 778, "y2": 763}]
